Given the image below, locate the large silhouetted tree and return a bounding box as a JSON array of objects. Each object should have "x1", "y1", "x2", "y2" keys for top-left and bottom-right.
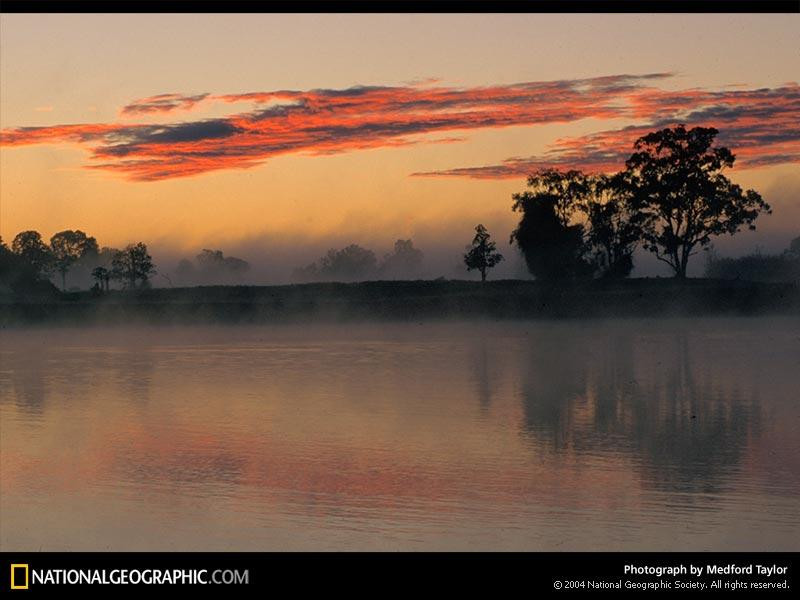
[
  {"x1": 11, "y1": 231, "x2": 54, "y2": 279},
  {"x1": 581, "y1": 172, "x2": 645, "y2": 279},
  {"x1": 50, "y1": 230, "x2": 99, "y2": 290},
  {"x1": 111, "y1": 243, "x2": 156, "y2": 289},
  {"x1": 624, "y1": 125, "x2": 771, "y2": 278},
  {"x1": 510, "y1": 169, "x2": 592, "y2": 281},
  {"x1": 464, "y1": 224, "x2": 504, "y2": 282}
]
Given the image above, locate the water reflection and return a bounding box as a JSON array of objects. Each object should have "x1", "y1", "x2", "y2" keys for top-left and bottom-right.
[
  {"x1": 472, "y1": 339, "x2": 493, "y2": 413},
  {"x1": 0, "y1": 319, "x2": 797, "y2": 551},
  {"x1": 518, "y1": 327, "x2": 762, "y2": 496},
  {"x1": 8, "y1": 349, "x2": 48, "y2": 418}
]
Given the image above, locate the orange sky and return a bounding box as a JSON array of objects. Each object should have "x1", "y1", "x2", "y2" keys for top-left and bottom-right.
[{"x1": 1, "y1": 14, "x2": 798, "y2": 277}]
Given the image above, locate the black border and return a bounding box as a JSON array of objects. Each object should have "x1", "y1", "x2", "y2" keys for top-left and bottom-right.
[
  {"x1": 1, "y1": 1, "x2": 798, "y2": 14},
  {"x1": 1, "y1": 0, "x2": 797, "y2": 588}
]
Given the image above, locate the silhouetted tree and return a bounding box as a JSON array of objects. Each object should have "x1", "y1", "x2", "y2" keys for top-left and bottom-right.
[
  {"x1": 464, "y1": 224, "x2": 504, "y2": 282},
  {"x1": 1, "y1": 234, "x2": 58, "y2": 296},
  {"x1": 293, "y1": 245, "x2": 378, "y2": 282},
  {"x1": 11, "y1": 231, "x2": 54, "y2": 279},
  {"x1": 91, "y1": 266, "x2": 111, "y2": 292},
  {"x1": 581, "y1": 173, "x2": 644, "y2": 279},
  {"x1": 172, "y1": 249, "x2": 250, "y2": 285},
  {"x1": 50, "y1": 229, "x2": 99, "y2": 290},
  {"x1": 510, "y1": 169, "x2": 592, "y2": 281},
  {"x1": 196, "y1": 249, "x2": 250, "y2": 278},
  {"x1": 111, "y1": 242, "x2": 156, "y2": 289},
  {"x1": 379, "y1": 239, "x2": 424, "y2": 279},
  {"x1": 624, "y1": 125, "x2": 771, "y2": 278}
]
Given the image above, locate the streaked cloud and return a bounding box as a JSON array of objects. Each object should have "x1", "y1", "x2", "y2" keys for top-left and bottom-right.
[
  {"x1": 2, "y1": 74, "x2": 797, "y2": 182},
  {"x1": 120, "y1": 93, "x2": 209, "y2": 116},
  {"x1": 414, "y1": 83, "x2": 800, "y2": 178}
]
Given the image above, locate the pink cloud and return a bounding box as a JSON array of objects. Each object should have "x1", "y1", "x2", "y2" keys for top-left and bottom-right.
[{"x1": 2, "y1": 74, "x2": 797, "y2": 182}]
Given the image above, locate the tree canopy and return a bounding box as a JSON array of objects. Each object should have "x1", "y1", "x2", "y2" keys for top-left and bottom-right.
[
  {"x1": 111, "y1": 243, "x2": 156, "y2": 289},
  {"x1": 464, "y1": 224, "x2": 504, "y2": 282},
  {"x1": 510, "y1": 170, "x2": 592, "y2": 281},
  {"x1": 50, "y1": 229, "x2": 99, "y2": 290},
  {"x1": 11, "y1": 231, "x2": 54, "y2": 279},
  {"x1": 624, "y1": 125, "x2": 771, "y2": 278}
]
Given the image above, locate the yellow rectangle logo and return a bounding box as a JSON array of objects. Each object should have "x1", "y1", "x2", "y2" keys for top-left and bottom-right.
[{"x1": 10, "y1": 564, "x2": 29, "y2": 590}]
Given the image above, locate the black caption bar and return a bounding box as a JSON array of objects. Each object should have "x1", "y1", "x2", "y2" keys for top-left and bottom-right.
[{"x1": 0, "y1": 552, "x2": 796, "y2": 594}]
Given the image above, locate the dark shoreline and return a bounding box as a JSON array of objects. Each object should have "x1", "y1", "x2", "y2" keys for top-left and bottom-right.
[{"x1": 1, "y1": 278, "x2": 799, "y2": 327}]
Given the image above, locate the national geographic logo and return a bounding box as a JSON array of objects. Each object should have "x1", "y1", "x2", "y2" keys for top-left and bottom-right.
[
  {"x1": 6, "y1": 563, "x2": 248, "y2": 588},
  {"x1": 10, "y1": 564, "x2": 29, "y2": 590}
]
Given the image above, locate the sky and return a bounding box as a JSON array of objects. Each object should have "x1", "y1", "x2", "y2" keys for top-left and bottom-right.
[{"x1": 1, "y1": 13, "x2": 799, "y2": 280}]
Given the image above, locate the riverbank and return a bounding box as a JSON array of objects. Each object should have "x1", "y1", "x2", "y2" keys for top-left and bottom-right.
[{"x1": 1, "y1": 278, "x2": 798, "y2": 326}]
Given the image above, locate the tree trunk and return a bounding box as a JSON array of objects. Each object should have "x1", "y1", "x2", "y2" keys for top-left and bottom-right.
[
  {"x1": 481, "y1": 268, "x2": 486, "y2": 282},
  {"x1": 61, "y1": 270, "x2": 66, "y2": 291}
]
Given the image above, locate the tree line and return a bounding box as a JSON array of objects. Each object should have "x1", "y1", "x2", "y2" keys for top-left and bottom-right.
[
  {"x1": 293, "y1": 239, "x2": 424, "y2": 282},
  {"x1": 0, "y1": 125, "x2": 786, "y2": 291},
  {"x1": 0, "y1": 231, "x2": 157, "y2": 294},
  {"x1": 469, "y1": 125, "x2": 773, "y2": 281}
]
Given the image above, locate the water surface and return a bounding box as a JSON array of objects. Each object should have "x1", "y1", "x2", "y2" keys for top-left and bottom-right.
[{"x1": 1, "y1": 318, "x2": 798, "y2": 550}]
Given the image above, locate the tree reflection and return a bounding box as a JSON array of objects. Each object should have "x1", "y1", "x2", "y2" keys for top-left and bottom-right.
[
  {"x1": 6, "y1": 349, "x2": 48, "y2": 417},
  {"x1": 518, "y1": 325, "x2": 761, "y2": 496}
]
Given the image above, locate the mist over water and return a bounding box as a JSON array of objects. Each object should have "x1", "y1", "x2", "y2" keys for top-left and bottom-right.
[{"x1": 1, "y1": 318, "x2": 798, "y2": 551}]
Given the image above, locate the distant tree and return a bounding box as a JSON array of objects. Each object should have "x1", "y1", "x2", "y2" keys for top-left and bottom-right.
[
  {"x1": 11, "y1": 231, "x2": 54, "y2": 279},
  {"x1": 110, "y1": 243, "x2": 156, "y2": 289},
  {"x1": 176, "y1": 249, "x2": 251, "y2": 284},
  {"x1": 317, "y1": 244, "x2": 377, "y2": 281},
  {"x1": 379, "y1": 239, "x2": 424, "y2": 279},
  {"x1": 195, "y1": 249, "x2": 224, "y2": 270},
  {"x1": 464, "y1": 224, "x2": 504, "y2": 282},
  {"x1": 581, "y1": 173, "x2": 644, "y2": 279},
  {"x1": 50, "y1": 230, "x2": 99, "y2": 290},
  {"x1": 705, "y1": 237, "x2": 800, "y2": 283},
  {"x1": 196, "y1": 249, "x2": 249, "y2": 275},
  {"x1": 510, "y1": 169, "x2": 592, "y2": 281},
  {"x1": 704, "y1": 251, "x2": 800, "y2": 283},
  {"x1": 624, "y1": 125, "x2": 771, "y2": 278},
  {"x1": 91, "y1": 266, "x2": 111, "y2": 292},
  {"x1": 221, "y1": 255, "x2": 249, "y2": 275}
]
